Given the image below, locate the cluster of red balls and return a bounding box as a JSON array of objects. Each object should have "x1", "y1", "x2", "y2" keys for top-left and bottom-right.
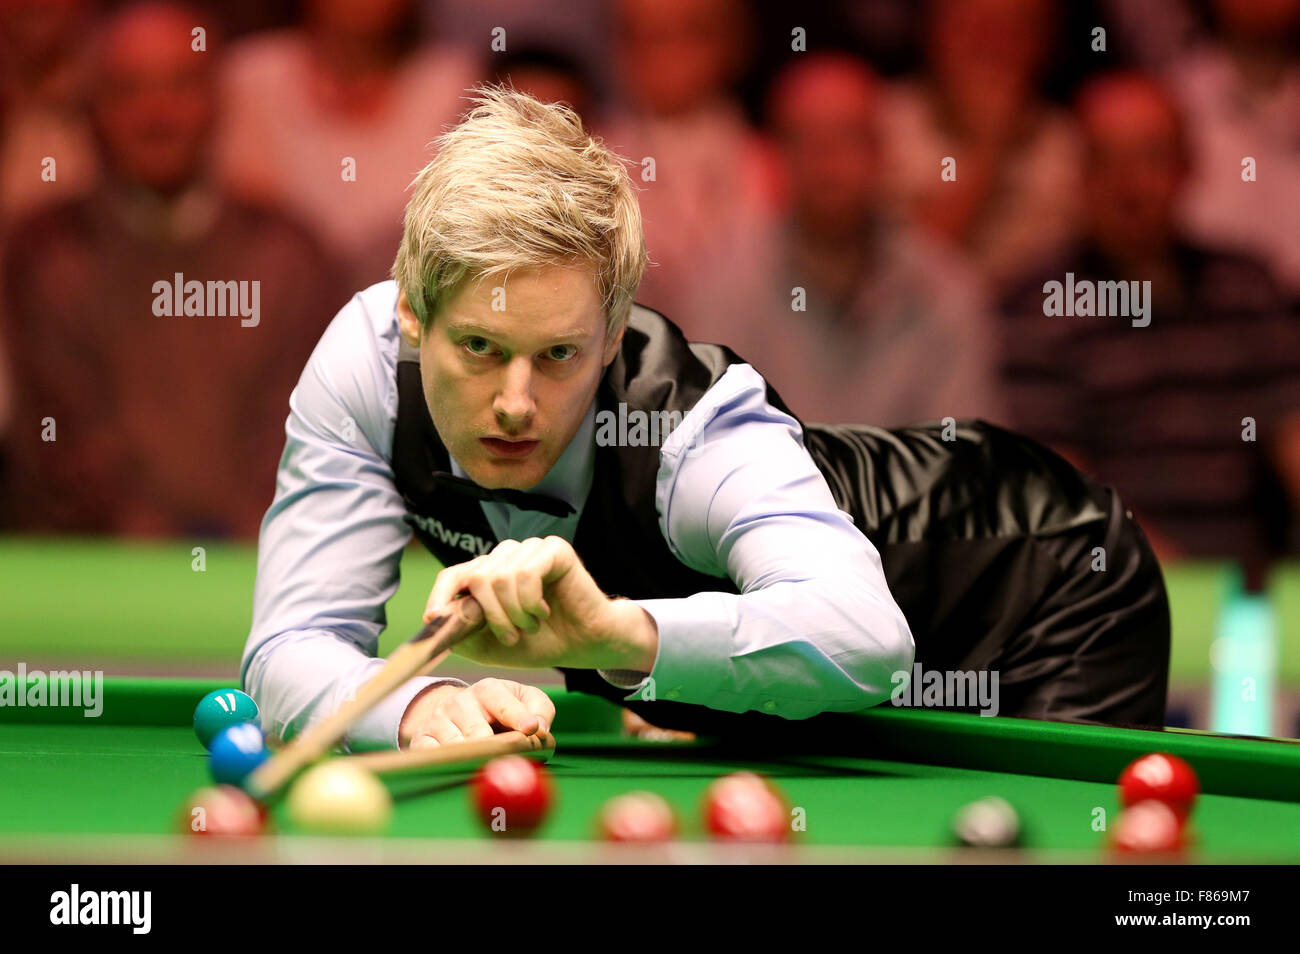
[
  {"x1": 1111, "y1": 752, "x2": 1199, "y2": 855},
  {"x1": 473, "y1": 756, "x2": 791, "y2": 843}
]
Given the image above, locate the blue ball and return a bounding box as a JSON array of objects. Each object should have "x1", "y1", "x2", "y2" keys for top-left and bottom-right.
[
  {"x1": 194, "y1": 688, "x2": 259, "y2": 750},
  {"x1": 209, "y1": 723, "x2": 269, "y2": 787}
]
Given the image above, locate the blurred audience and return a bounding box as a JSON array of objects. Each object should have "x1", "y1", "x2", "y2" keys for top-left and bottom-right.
[
  {"x1": 1000, "y1": 73, "x2": 1300, "y2": 563},
  {"x1": 0, "y1": 0, "x2": 100, "y2": 219},
  {"x1": 684, "y1": 54, "x2": 1006, "y2": 427},
  {"x1": 1, "y1": 1, "x2": 345, "y2": 539},
  {"x1": 428, "y1": 0, "x2": 613, "y2": 111},
  {"x1": 0, "y1": 286, "x2": 10, "y2": 441},
  {"x1": 1166, "y1": 0, "x2": 1300, "y2": 300},
  {"x1": 213, "y1": 0, "x2": 478, "y2": 290},
  {"x1": 0, "y1": 0, "x2": 1296, "y2": 566},
  {"x1": 882, "y1": 0, "x2": 1082, "y2": 295},
  {"x1": 1101, "y1": 0, "x2": 1200, "y2": 71},
  {"x1": 490, "y1": 45, "x2": 598, "y2": 121},
  {"x1": 603, "y1": 0, "x2": 780, "y2": 326}
]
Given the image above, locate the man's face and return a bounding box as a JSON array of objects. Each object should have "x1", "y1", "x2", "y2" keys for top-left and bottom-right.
[
  {"x1": 91, "y1": 9, "x2": 215, "y2": 195},
  {"x1": 772, "y1": 64, "x2": 880, "y2": 239},
  {"x1": 618, "y1": 0, "x2": 742, "y2": 115},
  {"x1": 1082, "y1": 90, "x2": 1188, "y2": 257},
  {"x1": 399, "y1": 265, "x2": 620, "y2": 490}
]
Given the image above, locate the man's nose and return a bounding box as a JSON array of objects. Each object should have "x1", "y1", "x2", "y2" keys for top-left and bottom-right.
[{"x1": 493, "y1": 357, "x2": 536, "y2": 427}]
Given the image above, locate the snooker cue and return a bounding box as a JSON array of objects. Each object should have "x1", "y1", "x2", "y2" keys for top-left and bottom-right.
[
  {"x1": 243, "y1": 596, "x2": 486, "y2": 802},
  {"x1": 347, "y1": 728, "x2": 556, "y2": 776}
]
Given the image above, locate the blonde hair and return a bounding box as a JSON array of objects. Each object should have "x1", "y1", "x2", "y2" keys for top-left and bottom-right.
[{"x1": 393, "y1": 86, "x2": 647, "y2": 335}]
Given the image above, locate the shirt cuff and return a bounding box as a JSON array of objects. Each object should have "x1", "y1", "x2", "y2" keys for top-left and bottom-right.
[
  {"x1": 598, "y1": 668, "x2": 651, "y2": 690},
  {"x1": 630, "y1": 592, "x2": 737, "y2": 704},
  {"x1": 343, "y1": 675, "x2": 470, "y2": 752}
]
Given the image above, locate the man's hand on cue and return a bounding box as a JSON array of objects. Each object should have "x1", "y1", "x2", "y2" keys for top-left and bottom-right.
[
  {"x1": 423, "y1": 535, "x2": 659, "y2": 671},
  {"x1": 399, "y1": 678, "x2": 556, "y2": 750}
]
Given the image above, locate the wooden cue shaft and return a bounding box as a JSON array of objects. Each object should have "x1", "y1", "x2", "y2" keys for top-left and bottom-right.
[
  {"x1": 348, "y1": 729, "x2": 556, "y2": 776},
  {"x1": 244, "y1": 596, "x2": 485, "y2": 801}
]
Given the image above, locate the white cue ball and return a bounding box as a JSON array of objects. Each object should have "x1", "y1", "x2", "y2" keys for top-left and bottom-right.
[{"x1": 287, "y1": 761, "x2": 393, "y2": 835}]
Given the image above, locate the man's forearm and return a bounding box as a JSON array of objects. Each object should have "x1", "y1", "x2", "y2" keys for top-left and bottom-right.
[{"x1": 633, "y1": 578, "x2": 914, "y2": 719}]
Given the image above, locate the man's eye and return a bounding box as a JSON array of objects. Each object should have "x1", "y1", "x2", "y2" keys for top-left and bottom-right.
[
  {"x1": 464, "y1": 337, "x2": 494, "y2": 356},
  {"x1": 546, "y1": 345, "x2": 578, "y2": 362}
]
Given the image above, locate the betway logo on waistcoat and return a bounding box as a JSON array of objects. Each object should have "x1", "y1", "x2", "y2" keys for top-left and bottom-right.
[{"x1": 407, "y1": 512, "x2": 494, "y2": 556}]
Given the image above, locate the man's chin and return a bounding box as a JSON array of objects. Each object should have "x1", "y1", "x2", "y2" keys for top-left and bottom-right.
[{"x1": 464, "y1": 457, "x2": 551, "y2": 491}]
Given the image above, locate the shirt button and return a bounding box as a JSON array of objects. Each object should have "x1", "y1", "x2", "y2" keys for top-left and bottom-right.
[
  {"x1": 666, "y1": 689, "x2": 681, "y2": 700},
  {"x1": 762, "y1": 700, "x2": 777, "y2": 712}
]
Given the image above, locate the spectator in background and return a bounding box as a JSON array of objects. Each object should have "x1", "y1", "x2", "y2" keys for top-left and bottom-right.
[
  {"x1": 1166, "y1": 0, "x2": 1300, "y2": 300},
  {"x1": 603, "y1": 0, "x2": 780, "y2": 326},
  {"x1": 1000, "y1": 73, "x2": 1300, "y2": 565},
  {"x1": 0, "y1": 92, "x2": 9, "y2": 450},
  {"x1": 426, "y1": 0, "x2": 613, "y2": 109},
  {"x1": 490, "y1": 45, "x2": 597, "y2": 121},
  {"x1": 1, "y1": 1, "x2": 344, "y2": 539},
  {"x1": 1100, "y1": 0, "x2": 1200, "y2": 71},
  {"x1": 883, "y1": 0, "x2": 1082, "y2": 295},
  {"x1": 683, "y1": 54, "x2": 1006, "y2": 428},
  {"x1": 214, "y1": 0, "x2": 478, "y2": 290},
  {"x1": 0, "y1": 0, "x2": 100, "y2": 219},
  {"x1": 0, "y1": 277, "x2": 10, "y2": 442}
]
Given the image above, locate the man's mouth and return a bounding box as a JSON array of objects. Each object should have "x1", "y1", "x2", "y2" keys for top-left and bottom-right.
[{"x1": 480, "y1": 437, "x2": 540, "y2": 460}]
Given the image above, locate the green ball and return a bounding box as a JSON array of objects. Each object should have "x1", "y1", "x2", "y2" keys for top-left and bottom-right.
[{"x1": 194, "y1": 689, "x2": 259, "y2": 750}]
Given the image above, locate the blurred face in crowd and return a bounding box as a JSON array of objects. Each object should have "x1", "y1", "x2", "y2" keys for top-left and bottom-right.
[
  {"x1": 618, "y1": 0, "x2": 747, "y2": 115},
  {"x1": 0, "y1": 0, "x2": 88, "y2": 75},
  {"x1": 769, "y1": 57, "x2": 882, "y2": 241},
  {"x1": 91, "y1": 4, "x2": 215, "y2": 196},
  {"x1": 398, "y1": 266, "x2": 622, "y2": 490},
  {"x1": 1079, "y1": 77, "x2": 1189, "y2": 259},
  {"x1": 306, "y1": 0, "x2": 412, "y2": 39},
  {"x1": 1212, "y1": 0, "x2": 1300, "y2": 39},
  {"x1": 927, "y1": 0, "x2": 1051, "y2": 119},
  {"x1": 498, "y1": 67, "x2": 592, "y2": 120}
]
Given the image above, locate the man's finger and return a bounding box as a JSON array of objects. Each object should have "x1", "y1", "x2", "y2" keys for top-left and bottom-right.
[
  {"x1": 515, "y1": 565, "x2": 549, "y2": 622},
  {"x1": 474, "y1": 679, "x2": 541, "y2": 735},
  {"x1": 413, "y1": 712, "x2": 465, "y2": 747},
  {"x1": 539, "y1": 535, "x2": 577, "y2": 584},
  {"x1": 516, "y1": 683, "x2": 557, "y2": 734},
  {"x1": 426, "y1": 561, "x2": 476, "y2": 620},
  {"x1": 442, "y1": 691, "x2": 497, "y2": 741},
  {"x1": 492, "y1": 573, "x2": 540, "y2": 633},
  {"x1": 464, "y1": 577, "x2": 521, "y2": 646}
]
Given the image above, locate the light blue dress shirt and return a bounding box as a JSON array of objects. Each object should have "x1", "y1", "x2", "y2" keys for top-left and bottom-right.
[{"x1": 243, "y1": 282, "x2": 914, "y2": 750}]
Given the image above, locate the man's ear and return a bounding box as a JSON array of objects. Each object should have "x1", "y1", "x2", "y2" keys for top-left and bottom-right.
[
  {"x1": 397, "y1": 292, "x2": 422, "y2": 348},
  {"x1": 602, "y1": 321, "x2": 625, "y2": 367}
]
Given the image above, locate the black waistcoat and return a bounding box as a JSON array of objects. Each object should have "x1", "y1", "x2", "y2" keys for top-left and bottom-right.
[{"x1": 391, "y1": 305, "x2": 1110, "y2": 733}]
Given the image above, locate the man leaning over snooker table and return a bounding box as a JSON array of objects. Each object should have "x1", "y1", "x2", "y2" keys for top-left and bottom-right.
[{"x1": 243, "y1": 87, "x2": 1169, "y2": 753}]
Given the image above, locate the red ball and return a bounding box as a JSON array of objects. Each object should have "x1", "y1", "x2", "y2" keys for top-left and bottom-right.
[
  {"x1": 180, "y1": 784, "x2": 267, "y2": 837},
  {"x1": 1118, "y1": 753, "x2": 1199, "y2": 821},
  {"x1": 472, "y1": 755, "x2": 552, "y2": 837},
  {"x1": 702, "y1": 772, "x2": 790, "y2": 843},
  {"x1": 597, "y1": 791, "x2": 677, "y2": 843},
  {"x1": 1111, "y1": 800, "x2": 1185, "y2": 854}
]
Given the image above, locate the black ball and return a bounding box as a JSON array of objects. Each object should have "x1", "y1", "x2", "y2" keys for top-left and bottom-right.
[{"x1": 951, "y1": 796, "x2": 1022, "y2": 848}]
